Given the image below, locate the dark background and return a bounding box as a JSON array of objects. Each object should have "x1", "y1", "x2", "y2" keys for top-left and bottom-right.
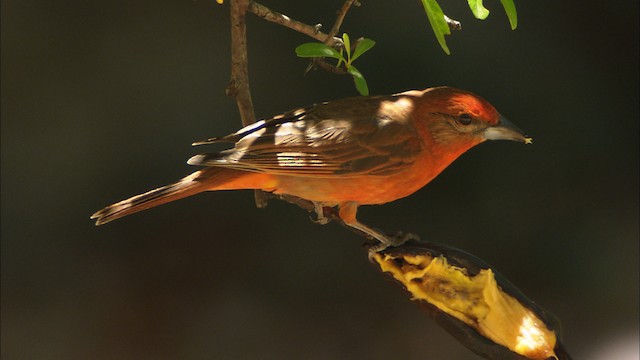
[{"x1": 2, "y1": 0, "x2": 638, "y2": 359}]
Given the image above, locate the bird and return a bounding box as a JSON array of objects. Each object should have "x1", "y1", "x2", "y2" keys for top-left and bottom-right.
[{"x1": 91, "y1": 86, "x2": 531, "y2": 248}]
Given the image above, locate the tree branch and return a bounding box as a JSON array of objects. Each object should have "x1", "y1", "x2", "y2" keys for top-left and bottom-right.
[
  {"x1": 247, "y1": 1, "x2": 339, "y2": 46},
  {"x1": 325, "y1": 0, "x2": 359, "y2": 42},
  {"x1": 228, "y1": 0, "x2": 255, "y2": 126},
  {"x1": 229, "y1": 0, "x2": 268, "y2": 206}
]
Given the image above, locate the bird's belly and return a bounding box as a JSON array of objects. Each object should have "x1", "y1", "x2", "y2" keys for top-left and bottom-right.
[{"x1": 271, "y1": 169, "x2": 435, "y2": 205}]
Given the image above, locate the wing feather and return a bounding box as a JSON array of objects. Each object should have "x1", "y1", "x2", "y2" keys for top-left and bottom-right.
[{"x1": 188, "y1": 94, "x2": 423, "y2": 177}]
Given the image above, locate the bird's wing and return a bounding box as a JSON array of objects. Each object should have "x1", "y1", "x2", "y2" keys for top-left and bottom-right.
[{"x1": 189, "y1": 95, "x2": 424, "y2": 177}]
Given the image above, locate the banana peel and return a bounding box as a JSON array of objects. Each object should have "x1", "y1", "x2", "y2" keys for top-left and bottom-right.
[{"x1": 371, "y1": 242, "x2": 571, "y2": 360}]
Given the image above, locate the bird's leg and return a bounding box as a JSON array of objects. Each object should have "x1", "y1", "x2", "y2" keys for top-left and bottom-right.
[
  {"x1": 338, "y1": 201, "x2": 419, "y2": 253},
  {"x1": 310, "y1": 201, "x2": 331, "y2": 225}
]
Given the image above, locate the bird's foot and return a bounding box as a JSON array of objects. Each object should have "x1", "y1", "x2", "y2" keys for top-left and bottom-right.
[
  {"x1": 310, "y1": 202, "x2": 331, "y2": 225},
  {"x1": 390, "y1": 231, "x2": 420, "y2": 246},
  {"x1": 367, "y1": 231, "x2": 420, "y2": 260}
]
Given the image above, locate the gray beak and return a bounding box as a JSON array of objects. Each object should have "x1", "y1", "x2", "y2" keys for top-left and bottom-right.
[{"x1": 483, "y1": 115, "x2": 532, "y2": 144}]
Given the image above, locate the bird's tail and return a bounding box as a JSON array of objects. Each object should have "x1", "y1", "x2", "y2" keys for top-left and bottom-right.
[{"x1": 91, "y1": 168, "x2": 250, "y2": 225}]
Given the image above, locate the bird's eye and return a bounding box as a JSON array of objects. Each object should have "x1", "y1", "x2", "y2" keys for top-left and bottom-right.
[{"x1": 457, "y1": 113, "x2": 473, "y2": 125}]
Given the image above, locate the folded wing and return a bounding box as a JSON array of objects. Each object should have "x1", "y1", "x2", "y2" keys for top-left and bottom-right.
[{"x1": 189, "y1": 95, "x2": 424, "y2": 177}]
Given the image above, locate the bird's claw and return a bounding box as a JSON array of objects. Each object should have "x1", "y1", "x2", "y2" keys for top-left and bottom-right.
[
  {"x1": 310, "y1": 213, "x2": 330, "y2": 225},
  {"x1": 367, "y1": 231, "x2": 419, "y2": 261},
  {"x1": 310, "y1": 202, "x2": 330, "y2": 225},
  {"x1": 390, "y1": 231, "x2": 420, "y2": 246}
]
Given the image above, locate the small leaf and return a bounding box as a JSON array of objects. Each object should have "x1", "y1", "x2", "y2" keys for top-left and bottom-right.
[
  {"x1": 420, "y1": 0, "x2": 451, "y2": 55},
  {"x1": 499, "y1": 0, "x2": 518, "y2": 29},
  {"x1": 467, "y1": 0, "x2": 490, "y2": 20},
  {"x1": 336, "y1": 48, "x2": 345, "y2": 67},
  {"x1": 342, "y1": 33, "x2": 351, "y2": 64},
  {"x1": 347, "y1": 65, "x2": 369, "y2": 96},
  {"x1": 295, "y1": 43, "x2": 345, "y2": 62},
  {"x1": 351, "y1": 38, "x2": 376, "y2": 62}
]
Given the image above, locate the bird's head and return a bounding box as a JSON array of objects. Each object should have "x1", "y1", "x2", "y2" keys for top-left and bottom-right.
[{"x1": 410, "y1": 87, "x2": 531, "y2": 152}]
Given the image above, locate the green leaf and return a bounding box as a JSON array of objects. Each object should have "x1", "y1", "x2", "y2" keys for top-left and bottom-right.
[
  {"x1": 467, "y1": 0, "x2": 490, "y2": 20},
  {"x1": 420, "y1": 0, "x2": 451, "y2": 55},
  {"x1": 342, "y1": 33, "x2": 351, "y2": 64},
  {"x1": 347, "y1": 65, "x2": 369, "y2": 96},
  {"x1": 295, "y1": 43, "x2": 345, "y2": 62},
  {"x1": 351, "y1": 38, "x2": 376, "y2": 62},
  {"x1": 336, "y1": 48, "x2": 345, "y2": 67},
  {"x1": 499, "y1": 0, "x2": 518, "y2": 29}
]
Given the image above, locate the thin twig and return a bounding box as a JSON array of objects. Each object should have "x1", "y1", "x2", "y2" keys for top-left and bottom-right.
[
  {"x1": 444, "y1": 15, "x2": 462, "y2": 31},
  {"x1": 247, "y1": 1, "x2": 340, "y2": 46},
  {"x1": 311, "y1": 0, "x2": 360, "y2": 75},
  {"x1": 305, "y1": 58, "x2": 348, "y2": 75},
  {"x1": 325, "y1": 0, "x2": 359, "y2": 42}
]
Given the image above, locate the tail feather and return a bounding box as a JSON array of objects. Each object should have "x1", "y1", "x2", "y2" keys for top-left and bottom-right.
[
  {"x1": 91, "y1": 170, "x2": 211, "y2": 225},
  {"x1": 92, "y1": 167, "x2": 273, "y2": 225}
]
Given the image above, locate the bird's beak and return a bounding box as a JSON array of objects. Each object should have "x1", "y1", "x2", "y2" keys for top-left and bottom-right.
[{"x1": 483, "y1": 115, "x2": 532, "y2": 144}]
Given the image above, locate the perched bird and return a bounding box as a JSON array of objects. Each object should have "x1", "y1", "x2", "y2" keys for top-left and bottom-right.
[{"x1": 91, "y1": 87, "x2": 530, "y2": 248}]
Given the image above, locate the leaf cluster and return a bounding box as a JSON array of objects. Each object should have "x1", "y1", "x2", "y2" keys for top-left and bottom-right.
[
  {"x1": 294, "y1": 1, "x2": 518, "y2": 95},
  {"x1": 296, "y1": 33, "x2": 375, "y2": 96},
  {"x1": 422, "y1": 0, "x2": 518, "y2": 54}
]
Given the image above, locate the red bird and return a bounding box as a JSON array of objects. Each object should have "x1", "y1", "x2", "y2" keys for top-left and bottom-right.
[{"x1": 92, "y1": 87, "x2": 530, "y2": 247}]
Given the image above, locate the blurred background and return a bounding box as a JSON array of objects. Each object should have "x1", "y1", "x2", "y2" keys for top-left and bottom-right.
[{"x1": 2, "y1": 0, "x2": 638, "y2": 359}]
